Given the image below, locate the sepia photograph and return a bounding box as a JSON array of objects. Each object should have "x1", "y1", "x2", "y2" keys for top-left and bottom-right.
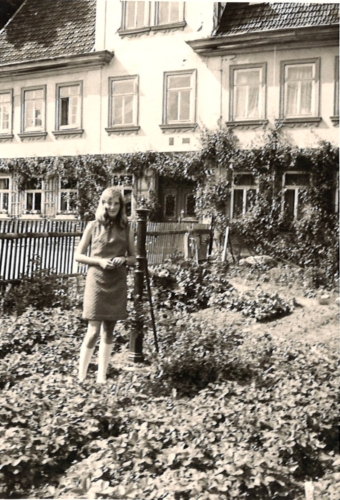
[{"x1": 0, "y1": 0, "x2": 339, "y2": 498}]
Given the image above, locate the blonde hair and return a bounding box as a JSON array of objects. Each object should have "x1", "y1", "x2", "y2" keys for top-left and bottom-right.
[{"x1": 95, "y1": 187, "x2": 128, "y2": 228}]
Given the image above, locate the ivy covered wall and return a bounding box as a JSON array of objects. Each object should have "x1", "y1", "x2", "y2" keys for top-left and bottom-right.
[{"x1": 0, "y1": 127, "x2": 338, "y2": 279}]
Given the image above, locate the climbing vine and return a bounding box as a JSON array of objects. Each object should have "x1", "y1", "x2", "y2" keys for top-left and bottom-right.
[{"x1": 0, "y1": 127, "x2": 338, "y2": 280}]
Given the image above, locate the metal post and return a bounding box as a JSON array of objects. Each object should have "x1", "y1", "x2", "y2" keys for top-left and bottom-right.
[{"x1": 129, "y1": 202, "x2": 150, "y2": 363}]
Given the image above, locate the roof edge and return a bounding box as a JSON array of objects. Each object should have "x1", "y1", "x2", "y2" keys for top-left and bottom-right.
[
  {"x1": 0, "y1": 50, "x2": 114, "y2": 79},
  {"x1": 187, "y1": 24, "x2": 339, "y2": 56}
]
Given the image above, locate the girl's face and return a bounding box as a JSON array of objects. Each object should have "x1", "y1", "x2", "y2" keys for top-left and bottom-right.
[{"x1": 101, "y1": 195, "x2": 121, "y2": 218}]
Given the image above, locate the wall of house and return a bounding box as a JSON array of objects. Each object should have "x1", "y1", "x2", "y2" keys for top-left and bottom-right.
[
  {"x1": 0, "y1": 1, "x2": 337, "y2": 161},
  {"x1": 0, "y1": 0, "x2": 219, "y2": 160},
  {"x1": 0, "y1": 1, "x2": 338, "y2": 221},
  {"x1": 218, "y1": 44, "x2": 339, "y2": 148},
  {"x1": 0, "y1": 67, "x2": 104, "y2": 158}
]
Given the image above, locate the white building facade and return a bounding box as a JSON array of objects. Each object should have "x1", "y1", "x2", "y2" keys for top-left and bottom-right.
[{"x1": 0, "y1": 1, "x2": 338, "y2": 221}]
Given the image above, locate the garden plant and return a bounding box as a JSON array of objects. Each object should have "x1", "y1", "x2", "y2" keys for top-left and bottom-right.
[{"x1": 0, "y1": 258, "x2": 338, "y2": 500}]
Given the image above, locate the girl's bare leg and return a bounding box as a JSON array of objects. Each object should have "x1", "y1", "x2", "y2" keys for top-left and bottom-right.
[
  {"x1": 78, "y1": 320, "x2": 101, "y2": 381},
  {"x1": 97, "y1": 320, "x2": 116, "y2": 383}
]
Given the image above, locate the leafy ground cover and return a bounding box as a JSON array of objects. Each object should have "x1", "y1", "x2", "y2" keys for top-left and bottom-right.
[{"x1": 0, "y1": 262, "x2": 338, "y2": 499}]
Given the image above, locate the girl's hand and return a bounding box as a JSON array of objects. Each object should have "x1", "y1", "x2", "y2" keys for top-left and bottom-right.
[
  {"x1": 110, "y1": 257, "x2": 127, "y2": 267},
  {"x1": 98, "y1": 258, "x2": 115, "y2": 270}
]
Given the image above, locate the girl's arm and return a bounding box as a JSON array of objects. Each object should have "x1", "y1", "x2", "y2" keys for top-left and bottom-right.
[
  {"x1": 111, "y1": 224, "x2": 136, "y2": 267},
  {"x1": 74, "y1": 221, "x2": 114, "y2": 270}
]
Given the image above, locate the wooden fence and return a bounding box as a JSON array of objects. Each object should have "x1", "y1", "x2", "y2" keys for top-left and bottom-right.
[{"x1": 0, "y1": 220, "x2": 211, "y2": 283}]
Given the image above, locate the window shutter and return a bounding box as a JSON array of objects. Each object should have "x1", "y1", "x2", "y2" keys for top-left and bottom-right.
[
  {"x1": 44, "y1": 176, "x2": 57, "y2": 216},
  {"x1": 10, "y1": 176, "x2": 22, "y2": 216}
]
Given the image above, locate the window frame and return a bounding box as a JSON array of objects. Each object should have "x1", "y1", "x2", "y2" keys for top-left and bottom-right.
[
  {"x1": 162, "y1": 69, "x2": 197, "y2": 129},
  {"x1": 55, "y1": 81, "x2": 83, "y2": 132},
  {"x1": 58, "y1": 178, "x2": 78, "y2": 214},
  {"x1": 0, "y1": 175, "x2": 11, "y2": 214},
  {"x1": 119, "y1": 1, "x2": 186, "y2": 37},
  {"x1": 21, "y1": 85, "x2": 46, "y2": 134},
  {"x1": 0, "y1": 89, "x2": 13, "y2": 137},
  {"x1": 163, "y1": 189, "x2": 177, "y2": 219},
  {"x1": 24, "y1": 177, "x2": 44, "y2": 215},
  {"x1": 229, "y1": 63, "x2": 267, "y2": 124},
  {"x1": 121, "y1": 1, "x2": 151, "y2": 31},
  {"x1": 184, "y1": 192, "x2": 196, "y2": 218},
  {"x1": 331, "y1": 56, "x2": 339, "y2": 124},
  {"x1": 107, "y1": 75, "x2": 139, "y2": 131},
  {"x1": 279, "y1": 58, "x2": 321, "y2": 123},
  {"x1": 231, "y1": 172, "x2": 258, "y2": 219},
  {"x1": 110, "y1": 174, "x2": 134, "y2": 217},
  {"x1": 154, "y1": 1, "x2": 185, "y2": 27},
  {"x1": 281, "y1": 171, "x2": 310, "y2": 220}
]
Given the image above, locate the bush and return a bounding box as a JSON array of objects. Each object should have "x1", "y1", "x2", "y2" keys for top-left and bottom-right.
[
  {"x1": 149, "y1": 257, "x2": 233, "y2": 313},
  {"x1": 0, "y1": 259, "x2": 75, "y2": 316},
  {"x1": 155, "y1": 315, "x2": 249, "y2": 390}
]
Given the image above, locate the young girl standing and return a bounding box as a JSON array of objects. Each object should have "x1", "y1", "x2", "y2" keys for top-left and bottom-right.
[{"x1": 75, "y1": 187, "x2": 136, "y2": 383}]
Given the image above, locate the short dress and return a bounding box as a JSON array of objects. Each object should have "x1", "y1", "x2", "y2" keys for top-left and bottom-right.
[{"x1": 83, "y1": 221, "x2": 129, "y2": 321}]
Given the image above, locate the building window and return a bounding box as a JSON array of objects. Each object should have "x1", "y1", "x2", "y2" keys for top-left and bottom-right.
[
  {"x1": 0, "y1": 177, "x2": 10, "y2": 213},
  {"x1": 24, "y1": 178, "x2": 43, "y2": 214},
  {"x1": 155, "y1": 2, "x2": 183, "y2": 25},
  {"x1": 0, "y1": 91, "x2": 12, "y2": 134},
  {"x1": 230, "y1": 64, "x2": 266, "y2": 121},
  {"x1": 163, "y1": 70, "x2": 196, "y2": 125},
  {"x1": 334, "y1": 56, "x2": 339, "y2": 118},
  {"x1": 164, "y1": 192, "x2": 176, "y2": 218},
  {"x1": 22, "y1": 87, "x2": 45, "y2": 132},
  {"x1": 185, "y1": 193, "x2": 195, "y2": 217},
  {"x1": 122, "y1": 1, "x2": 150, "y2": 30},
  {"x1": 59, "y1": 178, "x2": 77, "y2": 214},
  {"x1": 281, "y1": 60, "x2": 320, "y2": 119},
  {"x1": 282, "y1": 172, "x2": 310, "y2": 219},
  {"x1": 111, "y1": 174, "x2": 134, "y2": 217},
  {"x1": 109, "y1": 76, "x2": 138, "y2": 127},
  {"x1": 56, "y1": 83, "x2": 82, "y2": 130},
  {"x1": 231, "y1": 173, "x2": 258, "y2": 218}
]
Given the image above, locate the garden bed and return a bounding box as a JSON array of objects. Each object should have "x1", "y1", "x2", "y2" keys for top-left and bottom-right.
[{"x1": 0, "y1": 262, "x2": 338, "y2": 499}]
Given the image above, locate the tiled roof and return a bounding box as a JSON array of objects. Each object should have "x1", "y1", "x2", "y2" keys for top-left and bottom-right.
[
  {"x1": 216, "y1": 2, "x2": 339, "y2": 36},
  {"x1": 0, "y1": 0, "x2": 96, "y2": 65}
]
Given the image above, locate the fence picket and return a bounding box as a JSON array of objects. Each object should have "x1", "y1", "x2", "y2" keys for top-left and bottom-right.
[{"x1": 0, "y1": 220, "x2": 211, "y2": 283}]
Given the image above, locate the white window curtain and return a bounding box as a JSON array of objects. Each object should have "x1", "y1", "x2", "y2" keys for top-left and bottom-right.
[
  {"x1": 111, "y1": 78, "x2": 136, "y2": 126},
  {"x1": 125, "y1": 1, "x2": 147, "y2": 29},
  {"x1": 24, "y1": 89, "x2": 44, "y2": 130},
  {"x1": 285, "y1": 65, "x2": 314, "y2": 117},
  {"x1": 167, "y1": 74, "x2": 192, "y2": 122},
  {"x1": 0, "y1": 93, "x2": 10, "y2": 131},
  {"x1": 158, "y1": 2, "x2": 180, "y2": 24},
  {"x1": 234, "y1": 69, "x2": 261, "y2": 119}
]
